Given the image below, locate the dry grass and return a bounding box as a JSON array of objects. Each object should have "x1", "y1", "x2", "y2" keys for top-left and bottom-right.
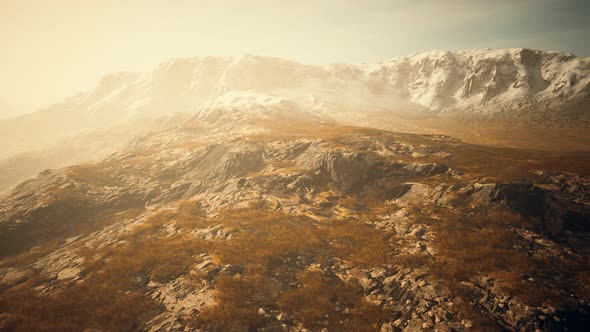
[
  {"x1": 0, "y1": 205, "x2": 209, "y2": 331},
  {"x1": 400, "y1": 207, "x2": 545, "y2": 329},
  {"x1": 319, "y1": 219, "x2": 390, "y2": 267},
  {"x1": 190, "y1": 208, "x2": 393, "y2": 330},
  {"x1": 10, "y1": 196, "x2": 585, "y2": 331},
  {"x1": 0, "y1": 287, "x2": 158, "y2": 332},
  {"x1": 428, "y1": 208, "x2": 534, "y2": 288},
  {"x1": 0, "y1": 230, "x2": 208, "y2": 330},
  {"x1": 390, "y1": 253, "x2": 430, "y2": 269},
  {"x1": 0, "y1": 203, "x2": 145, "y2": 258},
  {"x1": 130, "y1": 200, "x2": 207, "y2": 237},
  {"x1": 66, "y1": 164, "x2": 122, "y2": 187},
  {"x1": 421, "y1": 204, "x2": 590, "y2": 321},
  {"x1": 209, "y1": 210, "x2": 323, "y2": 272},
  {"x1": 209, "y1": 209, "x2": 391, "y2": 269},
  {"x1": 195, "y1": 274, "x2": 268, "y2": 331},
  {"x1": 174, "y1": 200, "x2": 209, "y2": 229},
  {"x1": 278, "y1": 270, "x2": 388, "y2": 331},
  {"x1": 0, "y1": 259, "x2": 160, "y2": 332}
]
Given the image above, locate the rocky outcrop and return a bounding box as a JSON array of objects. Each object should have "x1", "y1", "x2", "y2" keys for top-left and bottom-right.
[
  {"x1": 485, "y1": 176, "x2": 590, "y2": 237},
  {"x1": 312, "y1": 151, "x2": 374, "y2": 193}
]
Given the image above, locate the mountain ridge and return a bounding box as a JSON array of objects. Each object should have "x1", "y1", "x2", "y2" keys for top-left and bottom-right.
[
  {"x1": 8, "y1": 47, "x2": 590, "y2": 123},
  {"x1": 0, "y1": 47, "x2": 588, "y2": 193}
]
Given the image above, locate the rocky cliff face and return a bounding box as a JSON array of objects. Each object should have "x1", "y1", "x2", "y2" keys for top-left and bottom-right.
[
  {"x1": 1, "y1": 110, "x2": 589, "y2": 331},
  {"x1": 374, "y1": 49, "x2": 588, "y2": 110}
]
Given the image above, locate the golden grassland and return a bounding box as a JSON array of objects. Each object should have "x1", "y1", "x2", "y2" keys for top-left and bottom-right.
[
  {"x1": 1, "y1": 192, "x2": 589, "y2": 331},
  {"x1": 0, "y1": 207, "x2": 204, "y2": 331},
  {"x1": 277, "y1": 270, "x2": 389, "y2": 331},
  {"x1": 399, "y1": 204, "x2": 590, "y2": 329},
  {"x1": 0, "y1": 202, "x2": 395, "y2": 331},
  {"x1": 193, "y1": 208, "x2": 393, "y2": 331}
]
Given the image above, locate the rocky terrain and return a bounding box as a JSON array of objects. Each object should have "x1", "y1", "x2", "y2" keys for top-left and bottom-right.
[
  {"x1": 1, "y1": 102, "x2": 590, "y2": 331},
  {"x1": 1, "y1": 48, "x2": 589, "y2": 194}
]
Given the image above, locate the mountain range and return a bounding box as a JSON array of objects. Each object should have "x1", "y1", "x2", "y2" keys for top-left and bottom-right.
[
  {"x1": 1, "y1": 48, "x2": 590, "y2": 331},
  {"x1": 1, "y1": 48, "x2": 588, "y2": 194}
]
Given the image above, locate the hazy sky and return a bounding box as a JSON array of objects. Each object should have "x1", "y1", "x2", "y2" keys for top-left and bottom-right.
[{"x1": 1, "y1": 0, "x2": 589, "y2": 116}]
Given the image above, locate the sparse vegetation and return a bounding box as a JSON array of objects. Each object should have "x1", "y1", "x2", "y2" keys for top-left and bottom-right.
[
  {"x1": 195, "y1": 274, "x2": 268, "y2": 331},
  {"x1": 413, "y1": 205, "x2": 590, "y2": 328},
  {"x1": 278, "y1": 270, "x2": 388, "y2": 331},
  {"x1": 1, "y1": 120, "x2": 589, "y2": 331},
  {"x1": 0, "y1": 207, "x2": 207, "y2": 331},
  {"x1": 1, "y1": 204, "x2": 396, "y2": 331},
  {"x1": 429, "y1": 208, "x2": 533, "y2": 283},
  {"x1": 190, "y1": 208, "x2": 393, "y2": 330}
]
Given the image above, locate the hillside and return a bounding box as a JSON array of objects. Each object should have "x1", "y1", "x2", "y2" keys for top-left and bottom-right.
[
  {"x1": 1, "y1": 108, "x2": 590, "y2": 331},
  {"x1": 1, "y1": 48, "x2": 588, "y2": 194}
]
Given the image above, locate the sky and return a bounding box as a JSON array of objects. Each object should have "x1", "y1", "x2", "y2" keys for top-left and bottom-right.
[{"x1": 1, "y1": 0, "x2": 589, "y2": 117}]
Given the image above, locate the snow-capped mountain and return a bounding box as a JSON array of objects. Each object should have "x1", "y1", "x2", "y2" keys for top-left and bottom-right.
[
  {"x1": 367, "y1": 48, "x2": 589, "y2": 112},
  {"x1": 0, "y1": 48, "x2": 588, "y2": 192},
  {"x1": 61, "y1": 48, "x2": 590, "y2": 120},
  {"x1": 2, "y1": 48, "x2": 588, "y2": 154}
]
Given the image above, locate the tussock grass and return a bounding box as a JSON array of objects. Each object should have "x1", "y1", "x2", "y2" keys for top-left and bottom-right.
[
  {"x1": 192, "y1": 208, "x2": 393, "y2": 330},
  {"x1": 194, "y1": 274, "x2": 268, "y2": 331},
  {"x1": 278, "y1": 270, "x2": 388, "y2": 331},
  {"x1": 419, "y1": 204, "x2": 590, "y2": 329},
  {"x1": 427, "y1": 208, "x2": 535, "y2": 290},
  {"x1": 0, "y1": 230, "x2": 208, "y2": 330},
  {"x1": 0, "y1": 204, "x2": 209, "y2": 331},
  {"x1": 67, "y1": 164, "x2": 122, "y2": 187}
]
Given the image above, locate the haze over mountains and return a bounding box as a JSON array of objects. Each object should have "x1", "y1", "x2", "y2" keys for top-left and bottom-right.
[
  {"x1": 3, "y1": 48, "x2": 590, "y2": 149},
  {"x1": 0, "y1": 48, "x2": 589, "y2": 194}
]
